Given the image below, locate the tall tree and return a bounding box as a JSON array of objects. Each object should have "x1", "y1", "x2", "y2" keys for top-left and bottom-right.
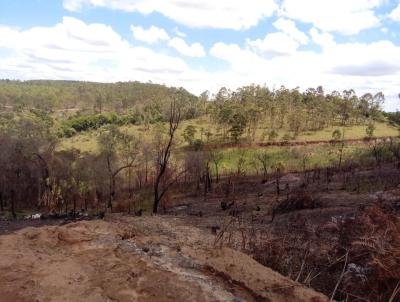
[
  {"x1": 153, "y1": 99, "x2": 181, "y2": 214},
  {"x1": 98, "y1": 125, "x2": 138, "y2": 210}
]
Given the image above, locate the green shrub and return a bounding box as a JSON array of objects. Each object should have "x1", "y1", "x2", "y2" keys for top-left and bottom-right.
[
  {"x1": 268, "y1": 130, "x2": 279, "y2": 142},
  {"x1": 192, "y1": 139, "x2": 204, "y2": 151},
  {"x1": 282, "y1": 133, "x2": 293, "y2": 142}
]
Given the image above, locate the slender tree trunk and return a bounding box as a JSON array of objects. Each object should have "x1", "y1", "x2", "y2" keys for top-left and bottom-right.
[
  {"x1": 203, "y1": 170, "x2": 208, "y2": 203},
  {"x1": 153, "y1": 174, "x2": 161, "y2": 213},
  {"x1": 145, "y1": 158, "x2": 149, "y2": 185},
  {"x1": 128, "y1": 168, "x2": 132, "y2": 214},
  {"x1": 107, "y1": 155, "x2": 113, "y2": 210},
  {"x1": 153, "y1": 100, "x2": 181, "y2": 214},
  {"x1": 10, "y1": 190, "x2": 16, "y2": 219},
  {"x1": 276, "y1": 169, "x2": 280, "y2": 197},
  {"x1": 65, "y1": 198, "x2": 68, "y2": 215},
  {"x1": 0, "y1": 192, "x2": 3, "y2": 212},
  {"x1": 108, "y1": 174, "x2": 113, "y2": 210}
]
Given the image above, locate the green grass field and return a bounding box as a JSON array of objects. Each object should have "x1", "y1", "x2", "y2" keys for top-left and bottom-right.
[
  {"x1": 58, "y1": 118, "x2": 398, "y2": 155},
  {"x1": 56, "y1": 117, "x2": 393, "y2": 176},
  {"x1": 214, "y1": 143, "x2": 371, "y2": 175}
]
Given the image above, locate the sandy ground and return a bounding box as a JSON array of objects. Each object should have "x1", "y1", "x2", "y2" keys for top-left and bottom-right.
[{"x1": 0, "y1": 215, "x2": 329, "y2": 302}]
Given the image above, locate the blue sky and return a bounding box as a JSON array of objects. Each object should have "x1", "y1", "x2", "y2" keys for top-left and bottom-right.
[{"x1": 0, "y1": 0, "x2": 399, "y2": 110}]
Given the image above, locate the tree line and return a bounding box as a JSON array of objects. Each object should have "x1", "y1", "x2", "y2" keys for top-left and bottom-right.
[{"x1": 208, "y1": 85, "x2": 385, "y2": 143}]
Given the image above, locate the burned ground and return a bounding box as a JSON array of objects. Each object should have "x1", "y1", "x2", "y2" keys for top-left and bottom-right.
[{"x1": 1, "y1": 164, "x2": 400, "y2": 301}]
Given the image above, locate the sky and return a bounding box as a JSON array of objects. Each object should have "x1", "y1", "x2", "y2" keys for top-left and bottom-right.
[{"x1": 0, "y1": 0, "x2": 399, "y2": 110}]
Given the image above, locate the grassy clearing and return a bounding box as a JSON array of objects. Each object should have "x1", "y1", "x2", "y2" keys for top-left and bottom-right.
[
  {"x1": 59, "y1": 132, "x2": 100, "y2": 153},
  {"x1": 58, "y1": 118, "x2": 397, "y2": 155},
  {"x1": 294, "y1": 123, "x2": 398, "y2": 142},
  {"x1": 216, "y1": 143, "x2": 370, "y2": 174}
]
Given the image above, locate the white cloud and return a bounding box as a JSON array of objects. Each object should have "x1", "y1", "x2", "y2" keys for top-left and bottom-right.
[
  {"x1": 309, "y1": 28, "x2": 336, "y2": 49},
  {"x1": 327, "y1": 41, "x2": 400, "y2": 76},
  {"x1": 247, "y1": 32, "x2": 300, "y2": 56},
  {"x1": 1, "y1": 14, "x2": 400, "y2": 111},
  {"x1": 389, "y1": 4, "x2": 400, "y2": 21},
  {"x1": 173, "y1": 27, "x2": 186, "y2": 38},
  {"x1": 209, "y1": 39, "x2": 400, "y2": 110},
  {"x1": 0, "y1": 17, "x2": 190, "y2": 84},
  {"x1": 130, "y1": 25, "x2": 169, "y2": 44},
  {"x1": 281, "y1": 0, "x2": 384, "y2": 35},
  {"x1": 210, "y1": 42, "x2": 264, "y2": 72},
  {"x1": 63, "y1": 0, "x2": 155, "y2": 14},
  {"x1": 0, "y1": 17, "x2": 128, "y2": 55},
  {"x1": 273, "y1": 18, "x2": 308, "y2": 44},
  {"x1": 168, "y1": 37, "x2": 205, "y2": 57},
  {"x1": 63, "y1": 0, "x2": 278, "y2": 30}
]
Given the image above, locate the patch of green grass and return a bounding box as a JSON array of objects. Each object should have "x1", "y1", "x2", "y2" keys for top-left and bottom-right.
[
  {"x1": 216, "y1": 143, "x2": 370, "y2": 174},
  {"x1": 295, "y1": 123, "x2": 398, "y2": 142}
]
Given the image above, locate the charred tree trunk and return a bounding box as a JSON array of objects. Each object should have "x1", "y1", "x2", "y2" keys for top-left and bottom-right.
[
  {"x1": 10, "y1": 190, "x2": 16, "y2": 219},
  {"x1": 153, "y1": 100, "x2": 181, "y2": 214},
  {"x1": 107, "y1": 155, "x2": 113, "y2": 210},
  {"x1": 214, "y1": 162, "x2": 220, "y2": 184},
  {"x1": 73, "y1": 198, "x2": 77, "y2": 217},
  {"x1": 65, "y1": 198, "x2": 68, "y2": 215},
  {"x1": 276, "y1": 169, "x2": 281, "y2": 197}
]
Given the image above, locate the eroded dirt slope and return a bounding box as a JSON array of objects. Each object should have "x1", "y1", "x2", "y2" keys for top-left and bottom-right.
[{"x1": 0, "y1": 216, "x2": 329, "y2": 302}]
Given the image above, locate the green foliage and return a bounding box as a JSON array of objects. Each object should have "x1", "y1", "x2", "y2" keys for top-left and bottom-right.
[
  {"x1": 268, "y1": 130, "x2": 279, "y2": 142},
  {"x1": 282, "y1": 133, "x2": 293, "y2": 142},
  {"x1": 209, "y1": 84, "x2": 385, "y2": 144},
  {"x1": 59, "y1": 111, "x2": 144, "y2": 137},
  {"x1": 332, "y1": 129, "x2": 342, "y2": 140},
  {"x1": 182, "y1": 125, "x2": 197, "y2": 145},
  {"x1": 228, "y1": 112, "x2": 247, "y2": 143},
  {"x1": 366, "y1": 122, "x2": 376, "y2": 139},
  {"x1": 98, "y1": 125, "x2": 138, "y2": 165},
  {"x1": 384, "y1": 111, "x2": 400, "y2": 126},
  {"x1": 0, "y1": 80, "x2": 198, "y2": 113},
  {"x1": 62, "y1": 113, "x2": 114, "y2": 134}
]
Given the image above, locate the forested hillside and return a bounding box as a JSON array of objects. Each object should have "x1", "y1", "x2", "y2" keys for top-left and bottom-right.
[
  {"x1": 0, "y1": 80, "x2": 198, "y2": 112},
  {"x1": 0, "y1": 80, "x2": 389, "y2": 140}
]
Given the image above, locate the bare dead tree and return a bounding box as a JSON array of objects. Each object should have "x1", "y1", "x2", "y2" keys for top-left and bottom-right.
[
  {"x1": 275, "y1": 163, "x2": 284, "y2": 198},
  {"x1": 203, "y1": 160, "x2": 212, "y2": 202},
  {"x1": 153, "y1": 100, "x2": 181, "y2": 214},
  {"x1": 256, "y1": 151, "x2": 270, "y2": 183},
  {"x1": 208, "y1": 149, "x2": 223, "y2": 183}
]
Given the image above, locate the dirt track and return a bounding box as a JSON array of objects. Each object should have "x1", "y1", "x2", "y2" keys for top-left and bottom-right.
[{"x1": 0, "y1": 215, "x2": 329, "y2": 302}]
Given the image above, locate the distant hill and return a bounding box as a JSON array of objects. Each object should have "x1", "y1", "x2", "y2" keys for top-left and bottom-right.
[{"x1": 0, "y1": 80, "x2": 198, "y2": 112}]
